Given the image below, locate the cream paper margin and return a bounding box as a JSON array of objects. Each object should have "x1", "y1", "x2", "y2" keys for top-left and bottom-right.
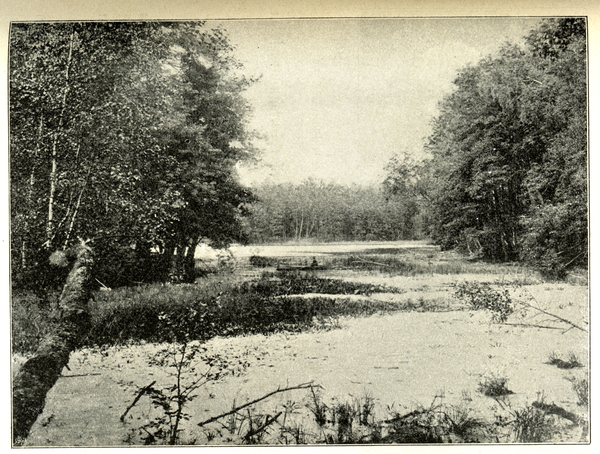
[{"x1": 0, "y1": 1, "x2": 597, "y2": 453}]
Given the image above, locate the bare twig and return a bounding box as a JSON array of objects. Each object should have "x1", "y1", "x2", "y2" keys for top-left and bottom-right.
[
  {"x1": 120, "y1": 381, "x2": 157, "y2": 422},
  {"x1": 493, "y1": 396, "x2": 509, "y2": 410},
  {"x1": 95, "y1": 278, "x2": 111, "y2": 290},
  {"x1": 501, "y1": 323, "x2": 564, "y2": 331},
  {"x1": 519, "y1": 289, "x2": 587, "y2": 333},
  {"x1": 62, "y1": 372, "x2": 101, "y2": 378},
  {"x1": 244, "y1": 412, "x2": 282, "y2": 442},
  {"x1": 525, "y1": 76, "x2": 545, "y2": 86},
  {"x1": 563, "y1": 252, "x2": 584, "y2": 269},
  {"x1": 197, "y1": 382, "x2": 319, "y2": 428}
]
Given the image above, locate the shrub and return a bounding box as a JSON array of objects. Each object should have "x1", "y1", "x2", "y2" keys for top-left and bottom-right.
[
  {"x1": 546, "y1": 351, "x2": 583, "y2": 370},
  {"x1": 520, "y1": 203, "x2": 588, "y2": 279},
  {"x1": 127, "y1": 335, "x2": 251, "y2": 445},
  {"x1": 477, "y1": 374, "x2": 513, "y2": 397},
  {"x1": 566, "y1": 375, "x2": 588, "y2": 406},
  {"x1": 454, "y1": 281, "x2": 514, "y2": 322},
  {"x1": 511, "y1": 405, "x2": 553, "y2": 443},
  {"x1": 86, "y1": 283, "x2": 223, "y2": 346},
  {"x1": 11, "y1": 291, "x2": 60, "y2": 354}
]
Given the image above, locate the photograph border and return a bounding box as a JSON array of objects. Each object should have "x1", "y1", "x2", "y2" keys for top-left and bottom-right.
[{"x1": 1, "y1": 1, "x2": 596, "y2": 452}]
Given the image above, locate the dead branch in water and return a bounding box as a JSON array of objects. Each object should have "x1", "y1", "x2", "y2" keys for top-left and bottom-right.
[
  {"x1": 243, "y1": 412, "x2": 283, "y2": 442},
  {"x1": 197, "y1": 382, "x2": 319, "y2": 428},
  {"x1": 501, "y1": 323, "x2": 564, "y2": 331},
  {"x1": 518, "y1": 289, "x2": 587, "y2": 334},
  {"x1": 120, "y1": 381, "x2": 157, "y2": 422}
]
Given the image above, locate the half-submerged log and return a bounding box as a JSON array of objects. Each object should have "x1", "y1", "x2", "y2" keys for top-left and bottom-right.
[{"x1": 12, "y1": 240, "x2": 94, "y2": 444}]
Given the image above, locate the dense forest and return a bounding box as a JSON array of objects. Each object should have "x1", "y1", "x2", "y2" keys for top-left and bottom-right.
[
  {"x1": 418, "y1": 18, "x2": 587, "y2": 277},
  {"x1": 245, "y1": 180, "x2": 421, "y2": 243},
  {"x1": 10, "y1": 22, "x2": 257, "y2": 287},
  {"x1": 10, "y1": 19, "x2": 587, "y2": 288}
]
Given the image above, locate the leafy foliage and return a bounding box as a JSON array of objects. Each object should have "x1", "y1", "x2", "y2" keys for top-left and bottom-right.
[
  {"x1": 454, "y1": 281, "x2": 514, "y2": 323},
  {"x1": 406, "y1": 19, "x2": 587, "y2": 272},
  {"x1": 10, "y1": 22, "x2": 257, "y2": 289},
  {"x1": 246, "y1": 180, "x2": 421, "y2": 243}
]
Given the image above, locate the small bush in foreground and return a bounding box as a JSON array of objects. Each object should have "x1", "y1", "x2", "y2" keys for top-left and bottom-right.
[
  {"x1": 511, "y1": 405, "x2": 554, "y2": 443},
  {"x1": 127, "y1": 344, "x2": 250, "y2": 444},
  {"x1": 546, "y1": 352, "x2": 583, "y2": 370},
  {"x1": 454, "y1": 281, "x2": 514, "y2": 322},
  {"x1": 477, "y1": 374, "x2": 514, "y2": 397},
  {"x1": 566, "y1": 375, "x2": 588, "y2": 406}
]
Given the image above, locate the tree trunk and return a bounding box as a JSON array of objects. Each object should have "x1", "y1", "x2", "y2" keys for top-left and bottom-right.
[
  {"x1": 168, "y1": 246, "x2": 182, "y2": 283},
  {"x1": 297, "y1": 209, "x2": 304, "y2": 241},
  {"x1": 46, "y1": 28, "x2": 75, "y2": 249},
  {"x1": 63, "y1": 177, "x2": 87, "y2": 249},
  {"x1": 168, "y1": 242, "x2": 190, "y2": 284},
  {"x1": 22, "y1": 115, "x2": 45, "y2": 270},
  {"x1": 12, "y1": 240, "x2": 94, "y2": 444},
  {"x1": 183, "y1": 240, "x2": 198, "y2": 282}
]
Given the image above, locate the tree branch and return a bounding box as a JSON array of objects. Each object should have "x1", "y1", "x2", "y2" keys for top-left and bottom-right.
[
  {"x1": 243, "y1": 412, "x2": 282, "y2": 442},
  {"x1": 120, "y1": 381, "x2": 157, "y2": 422},
  {"x1": 519, "y1": 288, "x2": 587, "y2": 333},
  {"x1": 501, "y1": 322, "x2": 564, "y2": 330},
  {"x1": 197, "y1": 382, "x2": 319, "y2": 428}
]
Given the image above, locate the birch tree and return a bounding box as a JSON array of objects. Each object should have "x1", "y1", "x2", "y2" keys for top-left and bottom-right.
[{"x1": 10, "y1": 22, "x2": 257, "y2": 288}]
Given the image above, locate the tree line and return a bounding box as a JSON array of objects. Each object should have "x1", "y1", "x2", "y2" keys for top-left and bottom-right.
[
  {"x1": 385, "y1": 18, "x2": 587, "y2": 277},
  {"x1": 10, "y1": 22, "x2": 256, "y2": 288},
  {"x1": 245, "y1": 180, "x2": 421, "y2": 243}
]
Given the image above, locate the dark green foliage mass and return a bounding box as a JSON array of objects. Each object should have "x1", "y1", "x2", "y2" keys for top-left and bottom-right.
[
  {"x1": 454, "y1": 281, "x2": 514, "y2": 323},
  {"x1": 12, "y1": 275, "x2": 405, "y2": 354},
  {"x1": 405, "y1": 18, "x2": 587, "y2": 274},
  {"x1": 246, "y1": 180, "x2": 422, "y2": 243},
  {"x1": 10, "y1": 22, "x2": 256, "y2": 289}
]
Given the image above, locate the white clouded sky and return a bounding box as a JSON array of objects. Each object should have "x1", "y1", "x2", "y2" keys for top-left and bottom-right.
[{"x1": 214, "y1": 18, "x2": 541, "y2": 187}]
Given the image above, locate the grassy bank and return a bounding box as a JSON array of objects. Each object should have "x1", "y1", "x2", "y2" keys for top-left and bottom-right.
[{"x1": 12, "y1": 273, "x2": 408, "y2": 355}]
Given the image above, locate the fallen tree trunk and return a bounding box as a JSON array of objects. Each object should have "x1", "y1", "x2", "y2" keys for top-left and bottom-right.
[{"x1": 12, "y1": 240, "x2": 94, "y2": 444}]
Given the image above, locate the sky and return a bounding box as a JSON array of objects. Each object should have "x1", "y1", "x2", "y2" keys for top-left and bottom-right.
[{"x1": 213, "y1": 18, "x2": 541, "y2": 188}]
